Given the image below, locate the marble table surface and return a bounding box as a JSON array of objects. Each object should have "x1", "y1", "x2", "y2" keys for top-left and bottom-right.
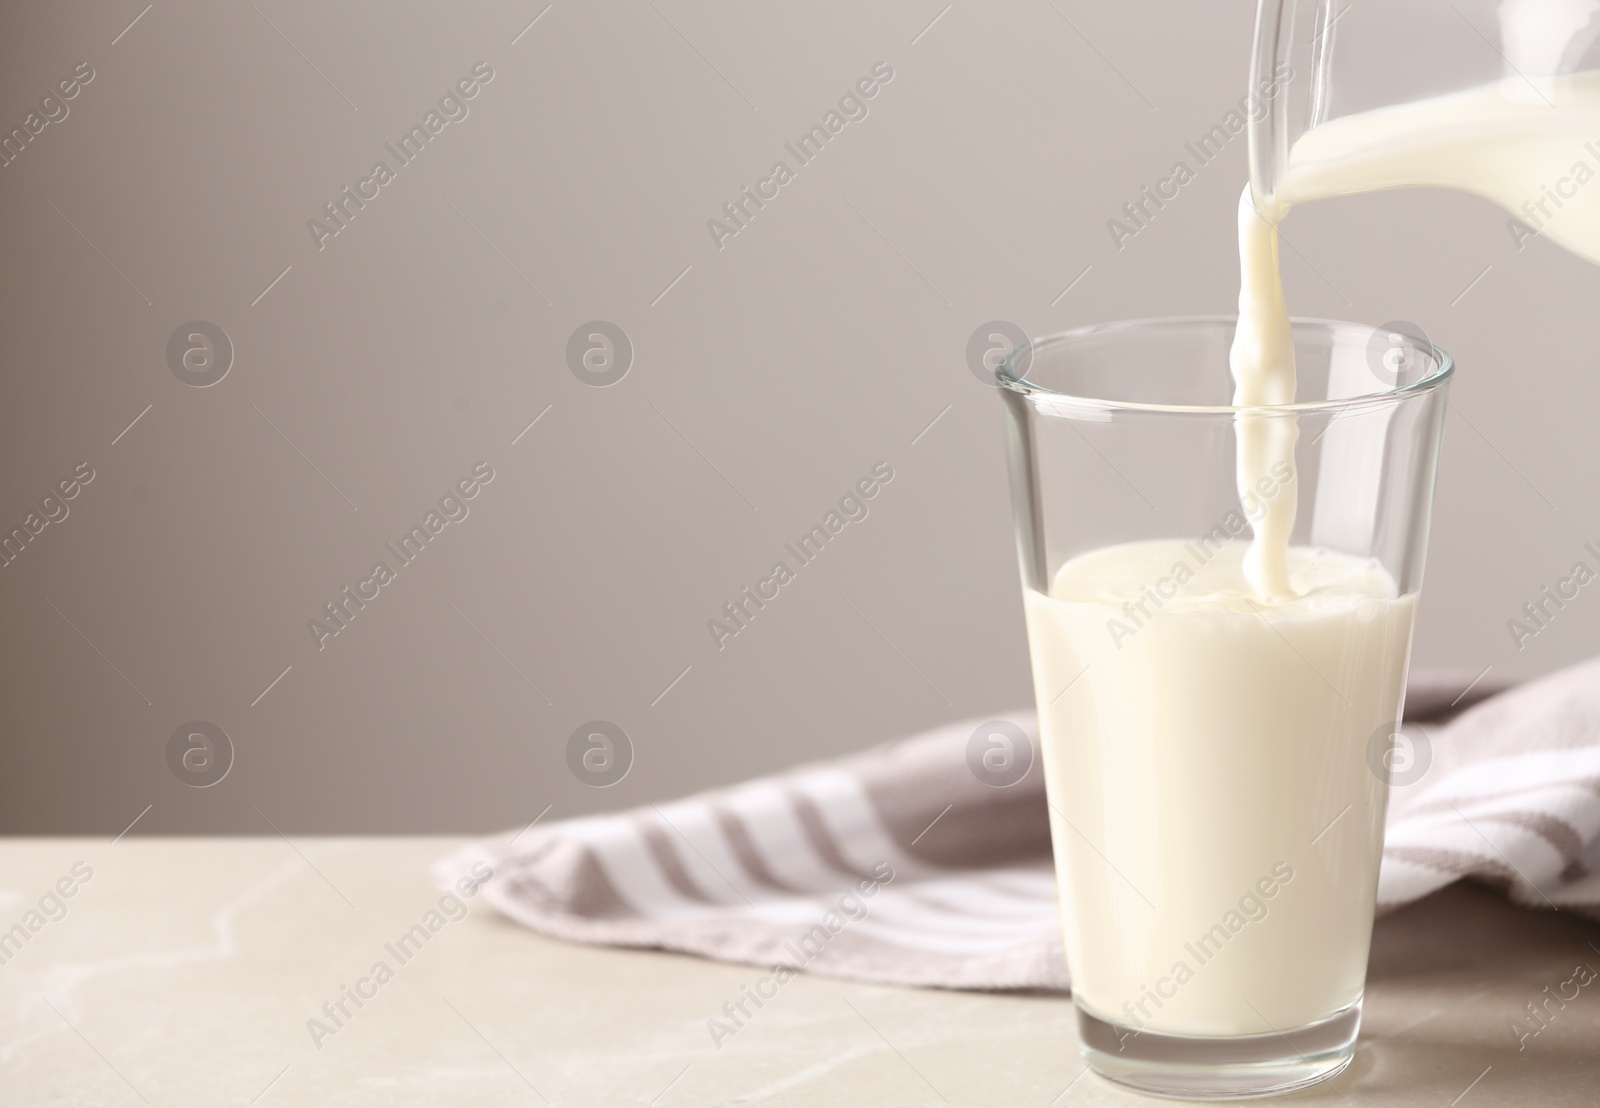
[{"x1": 2, "y1": 837, "x2": 1597, "y2": 1106}]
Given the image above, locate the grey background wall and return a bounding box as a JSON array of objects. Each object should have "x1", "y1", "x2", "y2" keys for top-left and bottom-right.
[{"x1": 1, "y1": 1, "x2": 1594, "y2": 834}]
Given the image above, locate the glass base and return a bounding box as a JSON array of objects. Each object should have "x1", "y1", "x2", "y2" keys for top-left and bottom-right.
[{"x1": 1075, "y1": 1000, "x2": 1361, "y2": 1100}]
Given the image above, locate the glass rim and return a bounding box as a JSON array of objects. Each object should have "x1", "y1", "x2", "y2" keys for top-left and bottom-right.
[{"x1": 997, "y1": 314, "x2": 1454, "y2": 416}]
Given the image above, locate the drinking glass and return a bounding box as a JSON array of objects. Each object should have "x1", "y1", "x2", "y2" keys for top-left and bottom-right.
[{"x1": 997, "y1": 317, "x2": 1452, "y2": 1099}]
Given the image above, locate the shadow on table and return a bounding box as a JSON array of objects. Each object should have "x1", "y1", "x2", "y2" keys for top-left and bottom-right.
[{"x1": 1310, "y1": 882, "x2": 1600, "y2": 1104}]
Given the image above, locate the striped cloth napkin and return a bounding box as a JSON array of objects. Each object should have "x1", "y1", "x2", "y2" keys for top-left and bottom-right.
[{"x1": 435, "y1": 657, "x2": 1600, "y2": 992}]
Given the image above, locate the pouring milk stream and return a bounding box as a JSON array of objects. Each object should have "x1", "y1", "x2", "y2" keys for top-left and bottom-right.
[
  {"x1": 1028, "y1": 73, "x2": 1600, "y2": 1036},
  {"x1": 1234, "y1": 72, "x2": 1600, "y2": 598}
]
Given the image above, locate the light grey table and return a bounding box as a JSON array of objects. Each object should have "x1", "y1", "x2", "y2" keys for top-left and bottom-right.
[{"x1": 2, "y1": 838, "x2": 1596, "y2": 1105}]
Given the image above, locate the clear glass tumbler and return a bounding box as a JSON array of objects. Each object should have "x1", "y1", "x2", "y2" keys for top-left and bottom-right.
[{"x1": 997, "y1": 317, "x2": 1452, "y2": 1099}]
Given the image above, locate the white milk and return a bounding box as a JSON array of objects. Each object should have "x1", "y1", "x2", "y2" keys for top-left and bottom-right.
[
  {"x1": 1280, "y1": 72, "x2": 1600, "y2": 260},
  {"x1": 1229, "y1": 189, "x2": 1301, "y2": 600},
  {"x1": 1026, "y1": 540, "x2": 1415, "y2": 1035}
]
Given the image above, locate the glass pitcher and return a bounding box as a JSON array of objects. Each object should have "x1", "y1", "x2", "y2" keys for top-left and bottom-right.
[{"x1": 1249, "y1": 0, "x2": 1600, "y2": 261}]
